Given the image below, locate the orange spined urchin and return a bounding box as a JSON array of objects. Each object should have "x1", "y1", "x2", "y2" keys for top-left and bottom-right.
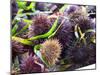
[{"x1": 40, "y1": 39, "x2": 62, "y2": 67}]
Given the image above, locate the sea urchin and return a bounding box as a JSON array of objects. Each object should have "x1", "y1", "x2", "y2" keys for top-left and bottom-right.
[
  {"x1": 40, "y1": 39, "x2": 62, "y2": 67},
  {"x1": 28, "y1": 14, "x2": 52, "y2": 38}
]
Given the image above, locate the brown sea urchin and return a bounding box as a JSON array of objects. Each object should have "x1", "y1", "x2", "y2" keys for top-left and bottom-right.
[{"x1": 40, "y1": 39, "x2": 62, "y2": 67}]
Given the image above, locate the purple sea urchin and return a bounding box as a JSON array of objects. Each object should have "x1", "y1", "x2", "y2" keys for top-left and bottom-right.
[
  {"x1": 73, "y1": 16, "x2": 95, "y2": 32},
  {"x1": 63, "y1": 5, "x2": 87, "y2": 18},
  {"x1": 64, "y1": 5, "x2": 79, "y2": 15},
  {"x1": 66, "y1": 39, "x2": 96, "y2": 64},
  {"x1": 40, "y1": 39, "x2": 62, "y2": 67},
  {"x1": 12, "y1": 40, "x2": 30, "y2": 54},
  {"x1": 55, "y1": 17, "x2": 75, "y2": 49},
  {"x1": 71, "y1": 46, "x2": 88, "y2": 63},
  {"x1": 63, "y1": 6, "x2": 87, "y2": 22},
  {"x1": 20, "y1": 54, "x2": 45, "y2": 73},
  {"x1": 12, "y1": 40, "x2": 32, "y2": 62},
  {"x1": 28, "y1": 14, "x2": 52, "y2": 38},
  {"x1": 65, "y1": 6, "x2": 95, "y2": 33}
]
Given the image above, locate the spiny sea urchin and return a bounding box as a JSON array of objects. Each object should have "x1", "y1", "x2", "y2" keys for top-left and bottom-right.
[
  {"x1": 74, "y1": 16, "x2": 95, "y2": 32},
  {"x1": 28, "y1": 14, "x2": 52, "y2": 38},
  {"x1": 64, "y1": 5, "x2": 87, "y2": 18},
  {"x1": 66, "y1": 7, "x2": 95, "y2": 33},
  {"x1": 20, "y1": 54, "x2": 45, "y2": 73},
  {"x1": 66, "y1": 38, "x2": 96, "y2": 64},
  {"x1": 55, "y1": 17, "x2": 75, "y2": 49},
  {"x1": 40, "y1": 39, "x2": 62, "y2": 67},
  {"x1": 71, "y1": 46, "x2": 88, "y2": 63},
  {"x1": 12, "y1": 40, "x2": 30, "y2": 54},
  {"x1": 64, "y1": 5, "x2": 79, "y2": 16},
  {"x1": 12, "y1": 40, "x2": 33, "y2": 62}
]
